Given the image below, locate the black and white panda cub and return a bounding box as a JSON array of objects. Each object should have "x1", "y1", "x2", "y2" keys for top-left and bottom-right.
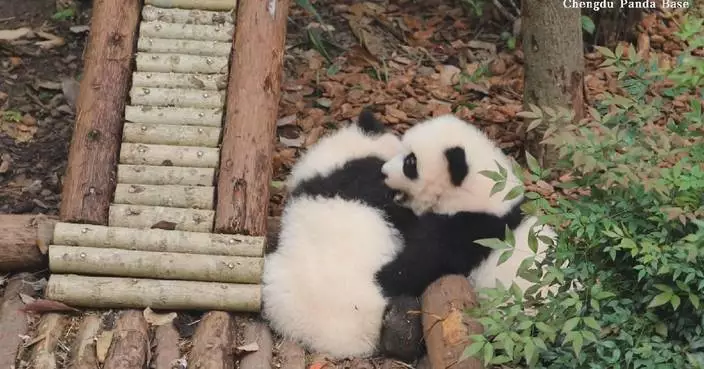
[
  {"x1": 262, "y1": 110, "x2": 418, "y2": 360},
  {"x1": 378, "y1": 114, "x2": 556, "y2": 296}
]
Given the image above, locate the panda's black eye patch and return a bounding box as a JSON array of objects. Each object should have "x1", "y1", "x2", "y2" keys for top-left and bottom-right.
[{"x1": 403, "y1": 153, "x2": 418, "y2": 180}]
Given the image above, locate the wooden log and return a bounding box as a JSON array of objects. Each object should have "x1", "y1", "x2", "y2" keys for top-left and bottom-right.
[
  {"x1": 190, "y1": 311, "x2": 234, "y2": 369},
  {"x1": 153, "y1": 322, "x2": 181, "y2": 369},
  {"x1": 59, "y1": 0, "x2": 140, "y2": 225},
  {"x1": 145, "y1": 0, "x2": 237, "y2": 11},
  {"x1": 122, "y1": 122, "x2": 221, "y2": 147},
  {"x1": 238, "y1": 319, "x2": 274, "y2": 369},
  {"x1": 108, "y1": 204, "x2": 215, "y2": 232},
  {"x1": 138, "y1": 37, "x2": 232, "y2": 56},
  {"x1": 119, "y1": 143, "x2": 220, "y2": 168},
  {"x1": 53, "y1": 222, "x2": 265, "y2": 257},
  {"x1": 69, "y1": 313, "x2": 102, "y2": 369},
  {"x1": 131, "y1": 71, "x2": 228, "y2": 90},
  {"x1": 0, "y1": 273, "x2": 37, "y2": 369},
  {"x1": 129, "y1": 87, "x2": 226, "y2": 108},
  {"x1": 0, "y1": 214, "x2": 57, "y2": 272},
  {"x1": 140, "y1": 21, "x2": 234, "y2": 41},
  {"x1": 103, "y1": 310, "x2": 149, "y2": 369},
  {"x1": 421, "y1": 275, "x2": 484, "y2": 369},
  {"x1": 215, "y1": 0, "x2": 289, "y2": 235},
  {"x1": 30, "y1": 313, "x2": 69, "y2": 369},
  {"x1": 124, "y1": 105, "x2": 223, "y2": 126},
  {"x1": 117, "y1": 164, "x2": 215, "y2": 186},
  {"x1": 136, "y1": 53, "x2": 229, "y2": 74},
  {"x1": 45, "y1": 275, "x2": 262, "y2": 311},
  {"x1": 142, "y1": 5, "x2": 234, "y2": 25},
  {"x1": 49, "y1": 245, "x2": 264, "y2": 283},
  {"x1": 113, "y1": 183, "x2": 215, "y2": 209},
  {"x1": 277, "y1": 339, "x2": 305, "y2": 369}
]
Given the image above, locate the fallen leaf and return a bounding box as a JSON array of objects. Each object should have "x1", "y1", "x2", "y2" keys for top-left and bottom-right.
[
  {"x1": 19, "y1": 293, "x2": 35, "y2": 305},
  {"x1": 0, "y1": 27, "x2": 33, "y2": 41},
  {"x1": 235, "y1": 342, "x2": 259, "y2": 353},
  {"x1": 438, "y1": 64, "x2": 461, "y2": 86},
  {"x1": 36, "y1": 81, "x2": 62, "y2": 90},
  {"x1": 61, "y1": 78, "x2": 80, "y2": 109},
  {"x1": 34, "y1": 31, "x2": 65, "y2": 49},
  {"x1": 280, "y1": 136, "x2": 305, "y2": 148},
  {"x1": 308, "y1": 361, "x2": 329, "y2": 369},
  {"x1": 96, "y1": 330, "x2": 114, "y2": 363},
  {"x1": 276, "y1": 114, "x2": 297, "y2": 127},
  {"x1": 21, "y1": 299, "x2": 79, "y2": 313},
  {"x1": 69, "y1": 25, "x2": 90, "y2": 33},
  {"x1": 143, "y1": 307, "x2": 177, "y2": 326},
  {"x1": 151, "y1": 221, "x2": 177, "y2": 230}
]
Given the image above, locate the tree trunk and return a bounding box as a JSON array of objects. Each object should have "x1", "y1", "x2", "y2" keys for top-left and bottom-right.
[
  {"x1": 152, "y1": 323, "x2": 181, "y2": 369},
  {"x1": 522, "y1": 1, "x2": 585, "y2": 168},
  {"x1": 0, "y1": 273, "x2": 37, "y2": 369},
  {"x1": 421, "y1": 275, "x2": 484, "y2": 369},
  {"x1": 0, "y1": 214, "x2": 57, "y2": 272},
  {"x1": 237, "y1": 319, "x2": 274, "y2": 369},
  {"x1": 59, "y1": 0, "x2": 141, "y2": 225},
  {"x1": 103, "y1": 310, "x2": 149, "y2": 369},
  {"x1": 215, "y1": 0, "x2": 289, "y2": 236},
  {"x1": 69, "y1": 313, "x2": 102, "y2": 369}
]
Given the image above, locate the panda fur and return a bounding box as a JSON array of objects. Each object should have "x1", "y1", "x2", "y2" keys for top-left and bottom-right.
[
  {"x1": 378, "y1": 114, "x2": 557, "y2": 295},
  {"x1": 262, "y1": 110, "x2": 417, "y2": 359}
]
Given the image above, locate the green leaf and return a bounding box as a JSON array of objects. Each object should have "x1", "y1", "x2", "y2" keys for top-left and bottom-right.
[
  {"x1": 527, "y1": 118, "x2": 543, "y2": 132},
  {"x1": 459, "y1": 341, "x2": 485, "y2": 362},
  {"x1": 562, "y1": 317, "x2": 580, "y2": 333},
  {"x1": 671, "y1": 294, "x2": 681, "y2": 310},
  {"x1": 655, "y1": 322, "x2": 668, "y2": 337},
  {"x1": 479, "y1": 170, "x2": 504, "y2": 182},
  {"x1": 581, "y1": 15, "x2": 595, "y2": 34},
  {"x1": 496, "y1": 161, "x2": 508, "y2": 177},
  {"x1": 689, "y1": 294, "x2": 700, "y2": 309},
  {"x1": 525, "y1": 151, "x2": 541, "y2": 175},
  {"x1": 571, "y1": 331, "x2": 584, "y2": 358},
  {"x1": 527, "y1": 228, "x2": 539, "y2": 253},
  {"x1": 490, "y1": 181, "x2": 507, "y2": 196},
  {"x1": 497, "y1": 249, "x2": 514, "y2": 266},
  {"x1": 490, "y1": 355, "x2": 511, "y2": 365},
  {"x1": 648, "y1": 292, "x2": 672, "y2": 308},
  {"x1": 582, "y1": 317, "x2": 600, "y2": 331},
  {"x1": 524, "y1": 338, "x2": 536, "y2": 366},
  {"x1": 474, "y1": 238, "x2": 510, "y2": 250},
  {"x1": 535, "y1": 322, "x2": 556, "y2": 336},
  {"x1": 482, "y1": 341, "x2": 494, "y2": 366},
  {"x1": 503, "y1": 186, "x2": 524, "y2": 201}
]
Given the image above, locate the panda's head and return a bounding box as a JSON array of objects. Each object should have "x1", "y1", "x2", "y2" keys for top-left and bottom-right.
[
  {"x1": 286, "y1": 109, "x2": 403, "y2": 190},
  {"x1": 381, "y1": 114, "x2": 522, "y2": 217}
]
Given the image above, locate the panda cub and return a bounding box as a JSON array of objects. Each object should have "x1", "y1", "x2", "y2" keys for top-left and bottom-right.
[
  {"x1": 262, "y1": 110, "x2": 416, "y2": 360},
  {"x1": 377, "y1": 114, "x2": 556, "y2": 296}
]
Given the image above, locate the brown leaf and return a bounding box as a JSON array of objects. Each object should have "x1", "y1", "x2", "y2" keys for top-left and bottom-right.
[
  {"x1": 0, "y1": 27, "x2": 33, "y2": 40},
  {"x1": 19, "y1": 293, "x2": 35, "y2": 304},
  {"x1": 21, "y1": 298, "x2": 80, "y2": 313},
  {"x1": 143, "y1": 307, "x2": 177, "y2": 326},
  {"x1": 151, "y1": 221, "x2": 177, "y2": 230},
  {"x1": 235, "y1": 342, "x2": 260, "y2": 354}
]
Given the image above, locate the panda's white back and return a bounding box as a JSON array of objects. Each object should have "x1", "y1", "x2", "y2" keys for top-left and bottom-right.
[{"x1": 262, "y1": 195, "x2": 403, "y2": 358}]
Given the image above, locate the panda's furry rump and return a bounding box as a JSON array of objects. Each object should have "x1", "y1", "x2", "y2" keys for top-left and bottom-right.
[{"x1": 262, "y1": 195, "x2": 404, "y2": 358}]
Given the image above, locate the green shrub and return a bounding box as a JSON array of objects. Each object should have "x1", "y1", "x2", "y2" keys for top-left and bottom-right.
[{"x1": 464, "y1": 15, "x2": 704, "y2": 369}]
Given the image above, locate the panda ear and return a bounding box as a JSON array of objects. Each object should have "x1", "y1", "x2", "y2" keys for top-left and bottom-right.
[
  {"x1": 444, "y1": 146, "x2": 468, "y2": 186},
  {"x1": 357, "y1": 107, "x2": 387, "y2": 135}
]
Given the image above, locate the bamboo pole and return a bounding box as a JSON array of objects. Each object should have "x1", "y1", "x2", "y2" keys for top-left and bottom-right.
[
  {"x1": 141, "y1": 5, "x2": 234, "y2": 24},
  {"x1": 53, "y1": 222, "x2": 264, "y2": 257},
  {"x1": 49, "y1": 245, "x2": 264, "y2": 283},
  {"x1": 124, "y1": 105, "x2": 223, "y2": 126},
  {"x1": 108, "y1": 204, "x2": 215, "y2": 232},
  {"x1": 59, "y1": 0, "x2": 141, "y2": 224},
  {"x1": 131, "y1": 71, "x2": 228, "y2": 90},
  {"x1": 135, "y1": 53, "x2": 229, "y2": 74},
  {"x1": 145, "y1": 0, "x2": 237, "y2": 11},
  {"x1": 138, "y1": 37, "x2": 232, "y2": 56},
  {"x1": 113, "y1": 183, "x2": 215, "y2": 209},
  {"x1": 140, "y1": 21, "x2": 233, "y2": 42},
  {"x1": 119, "y1": 143, "x2": 220, "y2": 168},
  {"x1": 129, "y1": 87, "x2": 226, "y2": 108},
  {"x1": 117, "y1": 164, "x2": 215, "y2": 186},
  {"x1": 45, "y1": 275, "x2": 262, "y2": 311}
]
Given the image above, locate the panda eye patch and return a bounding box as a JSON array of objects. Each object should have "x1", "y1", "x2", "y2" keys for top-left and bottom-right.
[{"x1": 402, "y1": 153, "x2": 418, "y2": 180}]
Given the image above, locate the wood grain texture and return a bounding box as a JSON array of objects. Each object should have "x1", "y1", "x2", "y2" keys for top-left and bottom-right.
[
  {"x1": 103, "y1": 310, "x2": 149, "y2": 369},
  {"x1": 59, "y1": 0, "x2": 141, "y2": 224},
  {"x1": 421, "y1": 275, "x2": 484, "y2": 369},
  {"x1": 0, "y1": 214, "x2": 57, "y2": 272},
  {"x1": 190, "y1": 311, "x2": 234, "y2": 369},
  {"x1": 0, "y1": 273, "x2": 37, "y2": 369},
  {"x1": 215, "y1": 0, "x2": 289, "y2": 236}
]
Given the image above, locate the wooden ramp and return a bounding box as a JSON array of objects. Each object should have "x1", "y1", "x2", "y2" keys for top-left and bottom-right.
[{"x1": 0, "y1": 0, "x2": 298, "y2": 368}]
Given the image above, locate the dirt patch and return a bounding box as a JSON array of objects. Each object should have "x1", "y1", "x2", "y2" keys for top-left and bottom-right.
[{"x1": 0, "y1": 0, "x2": 90, "y2": 214}]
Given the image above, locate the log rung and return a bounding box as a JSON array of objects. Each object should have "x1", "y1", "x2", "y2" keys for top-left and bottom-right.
[
  {"x1": 144, "y1": 0, "x2": 237, "y2": 12},
  {"x1": 130, "y1": 87, "x2": 226, "y2": 109},
  {"x1": 135, "y1": 53, "x2": 229, "y2": 74},
  {"x1": 125, "y1": 105, "x2": 223, "y2": 126},
  {"x1": 141, "y1": 5, "x2": 234, "y2": 25},
  {"x1": 137, "y1": 37, "x2": 232, "y2": 57},
  {"x1": 109, "y1": 204, "x2": 215, "y2": 232},
  {"x1": 53, "y1": 222, "x2": 265, "y2": 257},
  {"x1": 113, "y1": 183, "x2": 215, "y2": 209},
  {"x1": 140, "y1": 21, "x2": 234, "y2": 42},
  {"x1": 48, "y1": 245, "x2": 264, "y2": 283},
  {"x1": 132, "y1": 71, "x2": 228, "y2": 91},
  {"x1": 123, "y1": 122, "x2": 222, "y2": 147},
  {"x1": 117, "y1": 164, "x2": 215, "y2": 186},
  {"x1": 119, "y1": 143, "x2": 220, "y2": 168},
  {"x1": 46, "y1": 274, "x2": 261, "y2": 312}
]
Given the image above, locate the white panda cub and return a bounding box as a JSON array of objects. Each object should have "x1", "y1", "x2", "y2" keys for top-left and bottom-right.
[
  {"x1": 377, "y1": 114, "x2": 557, "y2": 295},
  {"x1": 262, "y1": 110, "x2": 417, "y2": 360}
]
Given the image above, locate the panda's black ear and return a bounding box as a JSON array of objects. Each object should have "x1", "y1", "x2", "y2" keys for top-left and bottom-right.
[
  {"x1": 357, "y1": 107, "x2": 386, "y2": 135},
  {"x1": 444, "y1": 146, "x2": 468, "y2": 186}
]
